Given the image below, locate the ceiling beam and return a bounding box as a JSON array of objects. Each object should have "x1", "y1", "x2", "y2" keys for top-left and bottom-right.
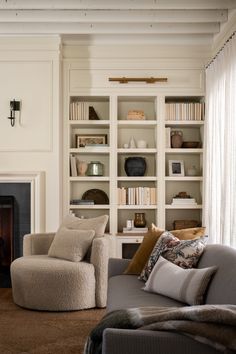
[
  {"x1": 0, "y1": 10, "x2": 227, "y2": 23},
  {"x1": 0, "y1": 22, "x2": 220, "y2": 35},
  {"x1": 0, "y1": 0, "x2": 235, "y2": 10}
]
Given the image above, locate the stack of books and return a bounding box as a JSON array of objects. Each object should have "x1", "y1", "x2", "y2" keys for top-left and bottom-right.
[
  {"x1": 171, "y1": 198, "x2": 197, "y2": 206},
  {"x1": 122, "y1": 227, "x2": 148, "y2": 233},
  {"x1": 70, "y1": 199, "x2": 94, "y2": 205}
]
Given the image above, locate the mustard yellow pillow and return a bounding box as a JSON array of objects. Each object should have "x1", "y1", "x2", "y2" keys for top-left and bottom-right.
[
  {"x1": 123, "y1": 229, "x2": 164, "y2": 275},
  {"x1": 171, "y1": 227, "x2": 206, "y2": 240},
  {"x1": 124, "y1": 224, "x2": 206, "y2": 275}
]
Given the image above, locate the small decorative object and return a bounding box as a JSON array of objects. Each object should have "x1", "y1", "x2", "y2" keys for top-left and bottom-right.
[
  {"x1": 123, "y1": 143, "x2": 129, "y2": 148},
  {"x1": 134, "y1": 213, "x2": 146, "y2": 228},
  {"x1": 126, "y1": 219, "x2": 133, "y2": 230},
  {"x1": 78, "y1": 161, "x2": 88, "y2": 176},
  {"x1": 125, "y1": 156, "x2": 146, "y2": 176},
  {"x1": 82, "y1": 189, "x2": 109, "y2": 204},
  {"x1": 137, "y1": 140, "x2": 147, "y2": 148},
  {"x1": 129, "y1": 136, "x2": 136, "y2": 148},
  {"x1": 169, "y1": 160, "x2": 184, "y2": 176},
  {"x1": 171, "y1": 130, "x2": 183, "y2": 148},
  {"x1": 89, "y1": 106, "x2": 99, "y2": 120},
  {"x1": 87, "y1": 161, "x2": 104, "y2": 176},
  {"x1": 174, "y1": 191, "x2": 191, "y2": 198},
  {"x1": 182, "y1": 141, "x2": 200, "y2": 148},
  {"x1": 127, "y1": 110, "x2": 146, "y2": 120},
  {"x1": 173, "y1": 220, "x2": 201, "y2": 230},
  {"x1": 187, "y1": 165, "x2": 198, "y2": 176},
  {"x1": 76, "y1": 134, "x2": 107, "y2": 147}
]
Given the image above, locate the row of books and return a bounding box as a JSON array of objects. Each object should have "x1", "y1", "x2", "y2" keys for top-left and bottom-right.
[
  {"x1": 165, "y1": 127, "x2": 171, "y2": 148},
  {"x1": 70, "y1": 155, "x2": 78, "y2": 177},
  {"x1": 70, "y1": 101, "x2": 90, "y2": 120},
  {"x1": 118, "y1": 187, "x2": 157, "y2": 205},
  {"x1": 165, "y1": 103, "x2": 204, "y2": 121}
]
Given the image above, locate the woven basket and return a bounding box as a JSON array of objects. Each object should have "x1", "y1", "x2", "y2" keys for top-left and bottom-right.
[{"x1": 173, "y1": 219, "x2": 201, "y2": 230}]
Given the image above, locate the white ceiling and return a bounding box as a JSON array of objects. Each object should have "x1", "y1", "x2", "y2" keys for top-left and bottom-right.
[{"x1": 0, "y1": 0, "x2": 236, "y2": 45}]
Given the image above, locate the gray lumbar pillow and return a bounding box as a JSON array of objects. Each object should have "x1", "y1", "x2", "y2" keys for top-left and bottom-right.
[
  {"x1": 48, "y1": 227, "x2": 95, "y2": 262},
  {"x1": 61, "y1": 214, "x2": 109, "y2": 238},
  {"x1": 143, "y1": 256, "x2": 217, "y2": 305}
]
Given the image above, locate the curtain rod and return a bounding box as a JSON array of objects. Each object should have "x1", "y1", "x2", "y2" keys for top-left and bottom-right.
[{"x1": 206, "y1": 30, "x2": 236, "y2": 69}]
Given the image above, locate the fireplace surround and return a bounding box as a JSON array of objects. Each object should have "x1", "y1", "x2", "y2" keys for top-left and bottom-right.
[{"x1": 0, "y1": 172, "x2": 44, "y2": 287}]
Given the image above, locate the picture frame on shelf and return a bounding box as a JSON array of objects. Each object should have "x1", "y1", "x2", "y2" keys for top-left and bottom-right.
[
  {"x1": 76, "y1": 134, "x2": 107, "y2": 148},
  {"x1": 169, "y1": 160, "x2": 185, "y2": 177}
]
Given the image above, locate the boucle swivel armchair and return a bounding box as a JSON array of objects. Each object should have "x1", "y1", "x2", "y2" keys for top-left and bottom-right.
[{"x1": 11, "y1": 215, "x2": 114, "y2": 311}]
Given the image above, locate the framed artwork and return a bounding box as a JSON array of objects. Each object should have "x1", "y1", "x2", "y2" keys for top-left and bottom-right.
[
  {"x1": 76, "y1": 134, "x2": 107, "y2": 147},
  {"x1": 169, "y1": 160, "x2": 185, "y2": 176}
]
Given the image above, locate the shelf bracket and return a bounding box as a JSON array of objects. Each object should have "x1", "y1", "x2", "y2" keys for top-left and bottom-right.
[{"x1": 109, "y1": 77, "x2": 168, "y2": 84}]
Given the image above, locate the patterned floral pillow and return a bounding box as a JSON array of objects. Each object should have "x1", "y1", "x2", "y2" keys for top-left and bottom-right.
[{"x1": 139, "y1": 231, "x2": 207, "y2": 282}]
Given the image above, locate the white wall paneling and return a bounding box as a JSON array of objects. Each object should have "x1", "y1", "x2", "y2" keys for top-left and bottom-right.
[
  {"x1": 0, "y1": 60, "x2": 53, "y2": 152},
  {"x1": 0, "y1": 37, "x2": 62, "y2": 231}
]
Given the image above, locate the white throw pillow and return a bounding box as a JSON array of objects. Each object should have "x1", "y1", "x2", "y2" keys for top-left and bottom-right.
[
  {"x1": 61, "y1": 214, "x2": 109, "y2": 238},
  {"x1": 48, "y1": 227, "x2": 95, "y2": 262},
  {"x1": 143, "y1": 256, "x2": 217, "y2": 305}
]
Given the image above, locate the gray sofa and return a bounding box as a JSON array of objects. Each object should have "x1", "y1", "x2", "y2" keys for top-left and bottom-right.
[{"x1": 103, "y1": 244, "x2": 236, "y2": 354}]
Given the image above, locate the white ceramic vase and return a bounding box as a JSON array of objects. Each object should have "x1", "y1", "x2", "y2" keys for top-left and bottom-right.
[{"x1": 78, "y1": 161, "x2": 88, "y2": 176}]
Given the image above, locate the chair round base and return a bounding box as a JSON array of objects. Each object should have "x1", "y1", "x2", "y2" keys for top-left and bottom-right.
[{"x1": 11, "y1": 255, "x2": 96, "y2": 311}]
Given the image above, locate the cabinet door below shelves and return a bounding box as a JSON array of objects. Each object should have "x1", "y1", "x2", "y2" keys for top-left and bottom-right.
[{"x1": 116, "y1": 236, "x2": 143, "y2": 258}]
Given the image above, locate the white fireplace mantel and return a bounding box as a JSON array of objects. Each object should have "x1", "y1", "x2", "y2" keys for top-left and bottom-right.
[{"x1": 0, "y1": 171, "x2": 45, "y2": 233}]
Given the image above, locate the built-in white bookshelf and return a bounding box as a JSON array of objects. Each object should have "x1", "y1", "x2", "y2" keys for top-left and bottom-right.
[{"x1": 64, "y1": 93, "x2": 204, "y2": 235}]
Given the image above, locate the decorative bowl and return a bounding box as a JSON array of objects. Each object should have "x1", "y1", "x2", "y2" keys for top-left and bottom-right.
[{"x1": 182, "y1": 141, "x2": 200, "y2": 148}]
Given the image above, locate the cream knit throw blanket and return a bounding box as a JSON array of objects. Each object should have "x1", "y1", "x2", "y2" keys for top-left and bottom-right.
[{"x1": 84, "y1": 305, "x2": 236, "y2": 354}]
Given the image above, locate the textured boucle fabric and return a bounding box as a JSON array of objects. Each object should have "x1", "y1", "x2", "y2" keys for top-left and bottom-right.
[
  {"x1": 23, "y1": 232, "x2": 55, "y2": 256},
  {"x1": 48, "y1": 227, "x2": 95, "y2": 262},
  {"x1": 12, "y1": 233, "x2": 110, "y2": 311},
  {"x1": 91, "y1": 236, "x2": 109, "y2": 308},
  {"x1": 11, "y1": 255, "x2": 96, "y2": 311},
  {"x1": 62, "y1": 214, "x2": 109, "y2": 238}
]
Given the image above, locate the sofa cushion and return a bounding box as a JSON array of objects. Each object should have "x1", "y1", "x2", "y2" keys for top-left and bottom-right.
[
  {"x1": 48, "y1": 227, "x2": 95, "y2": 262},
  {"x1": 197, "y1": 244, "x2": 236, "y2": 305},
  {"x1": 144, "y1": 256, "x2": 217, "y2": 305},
  {"x1": 61, "y1": 214, "x2": 109, "y2": 238},
  {"x1": 107, "y1": 274, "x2": 185, "y2": 312},
  {"x1": 151, "y1": 223, "x2": 206, "y2": 240},
  {"x1": 123, "y1": 229, "x2": 164, "y2": 275},
  {"x1": 124, "y1": 226, "x2": 206, "y2": 275},
  {"x1": 140, "y1": 232, "x2": 207, "y2": 281}
]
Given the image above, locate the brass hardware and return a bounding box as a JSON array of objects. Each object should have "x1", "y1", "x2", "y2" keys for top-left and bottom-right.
[{"x1": 109, "y1": 77, "x2": 168, "y2": 84}]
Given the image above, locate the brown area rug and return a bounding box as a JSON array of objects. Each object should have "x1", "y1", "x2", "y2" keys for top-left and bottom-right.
[{"x1": 0, "y1": 289, "x2": 105, "y2": 354}]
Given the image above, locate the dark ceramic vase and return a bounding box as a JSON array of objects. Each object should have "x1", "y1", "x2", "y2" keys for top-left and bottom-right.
[
  {"x1": 134, "y1": 213, "x2": 146, "y2": 227},
  {"x1": 124, "y1": 157, "x2": 146, "y2": 176}
]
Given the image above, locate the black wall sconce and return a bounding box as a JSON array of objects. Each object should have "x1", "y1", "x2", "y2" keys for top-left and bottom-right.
[{"x1": 8, "y1": 99, "x2": 21, "y2": 127}]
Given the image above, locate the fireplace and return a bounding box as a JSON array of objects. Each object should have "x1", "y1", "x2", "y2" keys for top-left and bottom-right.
[
  {"x1": 0, "y1": 196, "x2": 14, "y2": 268},
  {"x1": 0, "y1": 172, "x2": 44, "y2": 287}
]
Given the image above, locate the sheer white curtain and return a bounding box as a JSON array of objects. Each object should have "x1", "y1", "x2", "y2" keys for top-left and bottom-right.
[{"x1": 204, "y1": 34, "x2": 236, "y2": 247}]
